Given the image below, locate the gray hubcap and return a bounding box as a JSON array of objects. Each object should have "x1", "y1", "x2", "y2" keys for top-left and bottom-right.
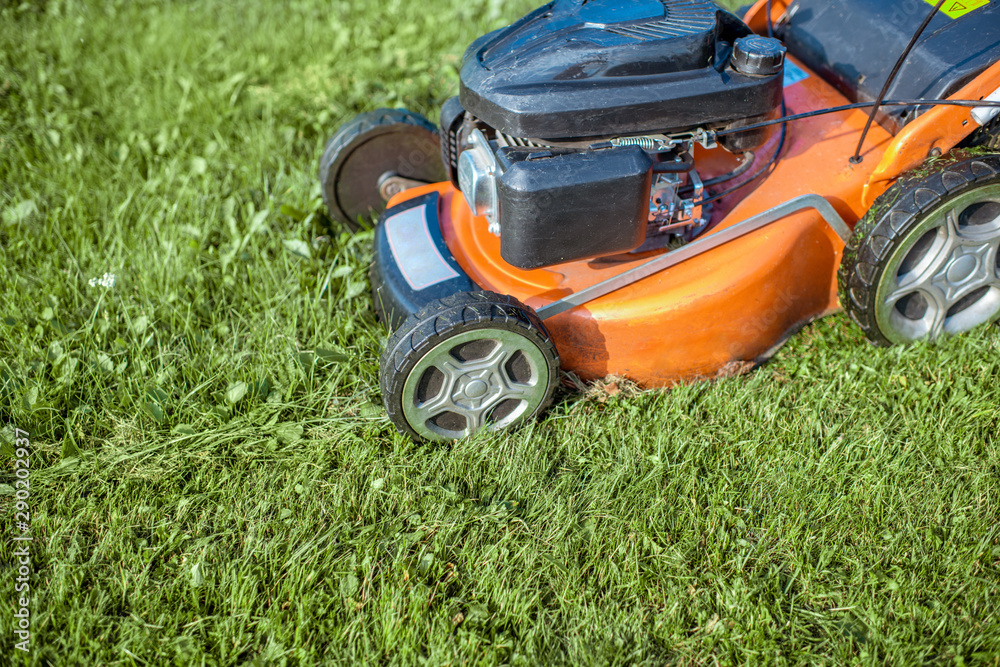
[
  {"x1": 875, "y1": 186, "x2": 1000, "y2": 344},
  {"x1": 402, "y1": 329, "x2": 551, "y2": 441}
]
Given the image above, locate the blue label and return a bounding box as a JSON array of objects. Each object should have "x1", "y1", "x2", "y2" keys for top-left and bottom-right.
[
  {"x1": 384, "y1": 203, "x2": 459, "y2": 292},
  {"x1": 783, "y1": 60, "x2": 809, "y2": 87}
]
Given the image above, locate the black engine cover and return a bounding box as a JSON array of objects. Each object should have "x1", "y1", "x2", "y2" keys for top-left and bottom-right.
[{"x1": 459, "y1": 0, "x2": 783, "y2": 141}]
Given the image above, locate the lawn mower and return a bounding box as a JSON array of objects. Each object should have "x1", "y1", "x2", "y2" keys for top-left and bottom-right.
[{"x1": 319, "y1": 0, "x2": 1000, "y2": 441}]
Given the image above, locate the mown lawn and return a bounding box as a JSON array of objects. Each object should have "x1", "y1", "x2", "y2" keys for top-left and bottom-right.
[{"x1": 2, "y1": 0, "x2": 999, "y2": 664}]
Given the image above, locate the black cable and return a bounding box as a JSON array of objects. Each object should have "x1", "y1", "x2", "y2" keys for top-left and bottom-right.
[
  {"x1": 703, "y1": 151, "x2": 756, "y2": 187},
  {"x1": 696, "y1": 102, "x2": 788, "y2": 206},
  {"x1": 678, "y1": 151, "x2": 755, "y2": 196},
  {"x1": 850, "y1": 0, "x2": 947, "y2": 163},
  {"x1": 680, "y1": 5, "x2": 775, "y2": 200},
  {"x1": 690, "y1": 5, "x2": 778, "y2": 205},
  {"x1": 693, "y1": 96, "x2": 1000, "y2": 205},
  {"x1": 713, "y1": 99, "x2": 1000, "y2": 139}
]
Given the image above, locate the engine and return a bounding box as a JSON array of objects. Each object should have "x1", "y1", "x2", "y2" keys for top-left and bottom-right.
[{"x1": 441, "y1": 0, "x2": 786, "y2": 270}]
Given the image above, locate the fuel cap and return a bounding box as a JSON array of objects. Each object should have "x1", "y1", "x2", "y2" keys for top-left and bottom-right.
[{"x1": 732, "y1": 35, "x2": 786, "y2": 76}]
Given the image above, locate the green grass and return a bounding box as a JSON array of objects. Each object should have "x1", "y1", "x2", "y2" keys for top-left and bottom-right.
[{"x1": 2, "y1": 0, "x2": 1000, "y2": 664}]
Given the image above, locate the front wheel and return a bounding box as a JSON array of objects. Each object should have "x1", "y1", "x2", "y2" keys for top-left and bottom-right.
[
  {"x1": 839, "y1": 154, "x2": 1000, "y2": 346},
  {"x1": 379, "y1": 291, "x2": 560, "y2": 442}
]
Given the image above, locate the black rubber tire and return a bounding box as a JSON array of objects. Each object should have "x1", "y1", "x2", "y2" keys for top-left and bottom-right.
[
  {"x1": 838, "y1": 153, "x2": 1000, "y2": 346},
  {"x1": 319, "y1": 108, "x2": 446, "y2": 230},
  {"x1": 379, "y1": 291, "x2": 560, "y2": 442}
]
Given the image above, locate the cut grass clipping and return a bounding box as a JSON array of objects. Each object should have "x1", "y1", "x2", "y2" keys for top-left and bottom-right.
[{"x1": 2, "y1": 0, "x2": 1000, "y2": 665}]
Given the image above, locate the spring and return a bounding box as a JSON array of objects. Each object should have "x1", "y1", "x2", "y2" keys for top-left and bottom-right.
[{"x1": 611, "y1": 136, "x2": 662, "y2": 150}]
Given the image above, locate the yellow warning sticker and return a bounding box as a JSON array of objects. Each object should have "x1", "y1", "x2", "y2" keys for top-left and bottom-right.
[{"x1": 924, "y1": 0, "x2": 990, "y2": 19}]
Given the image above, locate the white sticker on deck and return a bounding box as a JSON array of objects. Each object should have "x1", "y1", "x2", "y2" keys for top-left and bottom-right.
[
  {"x1": 384, "y1": 204, "x2": 459, "y2": 291},
  {"x1": 783, "y1": 60, "x2": 809, "y2": 87}
]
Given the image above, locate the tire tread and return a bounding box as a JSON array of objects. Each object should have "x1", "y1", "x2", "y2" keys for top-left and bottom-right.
[{"x1": 838, "y1": 154, "x2": 1000, "y2": 346}]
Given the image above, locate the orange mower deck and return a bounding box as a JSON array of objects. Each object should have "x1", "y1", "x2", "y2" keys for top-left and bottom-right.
[{"x1": 385, "y1": 49, "x2": 1000, "y2": 387}]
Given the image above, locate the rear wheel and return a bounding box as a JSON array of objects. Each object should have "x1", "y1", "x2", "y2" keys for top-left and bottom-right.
[
  {"x1": 839, "y1": 155, "x2": 1000, "y2": 345},
  {"x1": 380, "y1": 291, "x2": 559, "y2": 441},
  {"x1": 319, "y1": 108, "x2": 446, "y2": 230}
]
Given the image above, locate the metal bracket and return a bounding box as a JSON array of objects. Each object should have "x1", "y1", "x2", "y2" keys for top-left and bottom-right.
[
  {"x1": 378, "y1": 173, "x2": 431, "y2": 201},
  {"x1": 536, "y1": 194, "x2": 852, "y2": 320}
]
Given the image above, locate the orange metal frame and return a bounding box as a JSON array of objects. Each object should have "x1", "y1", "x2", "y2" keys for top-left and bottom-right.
[{"x1": 386, "y1": 10, "x2": 1000, "y2": 387}]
